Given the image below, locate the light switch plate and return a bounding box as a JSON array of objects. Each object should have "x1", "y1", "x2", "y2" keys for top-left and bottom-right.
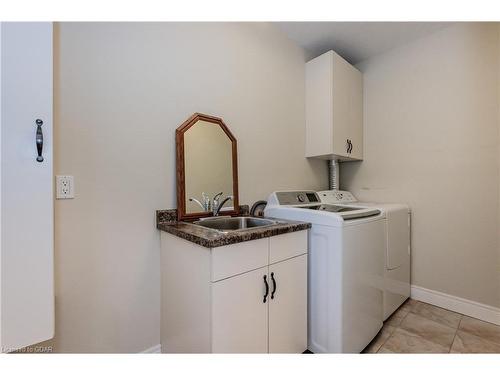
[{"x1": 56, "y1": 175, "x2": 74, "y2": 199}]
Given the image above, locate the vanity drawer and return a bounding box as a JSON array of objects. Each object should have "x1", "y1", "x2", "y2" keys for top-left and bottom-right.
[
  {"x1": 269, "y1": 231, "x2": 308, "y2": 264},
  {"x1": 211, "y1": 238, "x2": 269, "y2": 281}
]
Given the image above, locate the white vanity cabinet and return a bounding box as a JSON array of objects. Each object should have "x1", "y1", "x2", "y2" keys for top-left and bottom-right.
[
  {"x1": 160, "y1": 230, "x2": 308, "y2": 353},
  {"x1": 306, "y1": 50, "x2": 363, "y2": 160}
]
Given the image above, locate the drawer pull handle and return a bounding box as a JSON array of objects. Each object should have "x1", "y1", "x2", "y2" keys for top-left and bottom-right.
[
  {"x1": 263, "y1": 275, "x2": 269, "y2": 303},
  {"x1": 270, "y1": 272, "x2": 277, "y2": 299}
]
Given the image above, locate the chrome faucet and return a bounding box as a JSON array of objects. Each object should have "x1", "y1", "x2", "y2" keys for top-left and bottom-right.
[
  {"x1": 212, "y1": 192, "x2": 223, "y2": 210},
  {"x1": 189, "y1": 192, "x2": 212, "y2": 212},
  {"x1": 213, "y1": 195, "x2": 233, "y2": 216},
  {"x1": 189, "y1": 192, "x2": 231, "y2": 214}
]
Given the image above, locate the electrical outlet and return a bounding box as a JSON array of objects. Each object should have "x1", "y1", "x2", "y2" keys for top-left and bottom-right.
[{"x1": 56, "y1": 175, "x2": 74, "y2": 199}]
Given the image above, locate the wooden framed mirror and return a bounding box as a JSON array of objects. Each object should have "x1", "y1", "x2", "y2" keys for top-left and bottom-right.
[{"x1": 176, "y1": 113, "x2": 239, "y2": 221}]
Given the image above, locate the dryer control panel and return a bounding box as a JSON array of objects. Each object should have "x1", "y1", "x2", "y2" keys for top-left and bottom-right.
[{"x1": 317, "y1": 190, "x2": 357, "y2": 204}]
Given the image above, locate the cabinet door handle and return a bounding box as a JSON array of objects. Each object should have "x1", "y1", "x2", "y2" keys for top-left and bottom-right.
[
  {"x1": 270, "y1": 272, "x2": 277, "y2": 299},
  {"x1": 349, "y1": 140, "x2": 353, "y2": 153},
  {"x1": 35, "y1": 119, "x2": 44, "y2": 162},
  {"x1": 263, "y1": 275, "x2": 269, "y2": 303},
  {"x1": 346, "y1": 139, "x2": 350, "y2": 153},
  {"x1": 347, "y1": 139, "x2": 353, "y2": 154}
]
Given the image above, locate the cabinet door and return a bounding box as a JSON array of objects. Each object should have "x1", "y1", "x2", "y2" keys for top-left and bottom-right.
[
  {"x1": 212, "y1": 267, "x2": 269, "y2": 353},
  {"x1": 1, "y1": 22, "x2": 54, "y2": 351},
  {"x1": 268, "y1": 255, "x2": 307, "y2": 353}
]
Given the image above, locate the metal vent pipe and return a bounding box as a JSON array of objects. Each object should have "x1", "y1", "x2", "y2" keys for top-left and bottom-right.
[{"x1": 328, "y1": 159, "x2": 339, "y2": 190}]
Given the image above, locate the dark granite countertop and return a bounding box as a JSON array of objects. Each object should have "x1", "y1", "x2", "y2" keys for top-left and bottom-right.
[{"x1": 156, "y1": 208, "x2": 311, "y2": 248}]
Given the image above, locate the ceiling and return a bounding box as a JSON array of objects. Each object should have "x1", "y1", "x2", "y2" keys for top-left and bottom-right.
[{"x1": 275, "y1": 22, "x2": 454, "y2": 64}]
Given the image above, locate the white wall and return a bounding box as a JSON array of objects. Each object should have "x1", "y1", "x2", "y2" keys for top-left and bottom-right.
[
  {"x1": 52, "y1": 22, "x2": 325, "y2": 352},
  {"x1": 342, "y1": 23, "x2": 500, "y2": 308}
]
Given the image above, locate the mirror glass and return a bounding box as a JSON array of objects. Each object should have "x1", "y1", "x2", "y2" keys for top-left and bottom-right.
[
  {"x1": 184, "y1": 120, "x2": 233, "y2": 213},
  {"x1": 176, "y1": 113, "x2": 239, "y2": 220}
]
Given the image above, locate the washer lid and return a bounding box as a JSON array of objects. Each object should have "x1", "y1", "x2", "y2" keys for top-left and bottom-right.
[{"x1": 298, "y1": 204, "x2": 381, "y2": 220}]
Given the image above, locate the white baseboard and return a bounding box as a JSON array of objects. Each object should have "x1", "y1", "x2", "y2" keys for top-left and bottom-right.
[
  {"x1": 411, "y1": 285, "x2": 500, "y2": 326},
  {"x1": 140, "y1": 344, "x2": 161, "y2": 353}
]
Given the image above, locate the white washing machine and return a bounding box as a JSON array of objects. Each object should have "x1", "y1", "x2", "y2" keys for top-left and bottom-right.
[
  {"x1": 317, "y1": 190, "x2": 411, "y2": 321},
  {"x1": 265, "y1": 191, "x2": 385, "y2": 353}
]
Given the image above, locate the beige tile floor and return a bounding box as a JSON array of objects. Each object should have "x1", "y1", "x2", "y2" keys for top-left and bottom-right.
[{"x1": 363, "y1": 299, "x2": 500, "y2": 353}]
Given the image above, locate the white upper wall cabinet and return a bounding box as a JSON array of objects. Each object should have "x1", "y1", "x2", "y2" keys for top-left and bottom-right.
[
  {"x1": 0, "y1": 22, "x2": 54, "y2": 352},
  {"x1": 306, "y1": 50, "x2": 363, "y2": 161}
]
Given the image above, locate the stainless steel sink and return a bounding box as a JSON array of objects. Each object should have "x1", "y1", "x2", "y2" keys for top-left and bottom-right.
[{"x1": 193, "y1": 216, "x2": 279, "y2": 232}]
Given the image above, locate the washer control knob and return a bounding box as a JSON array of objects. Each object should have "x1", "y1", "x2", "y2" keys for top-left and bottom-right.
[{"x1": 297, "y1": 194, "x2": 306, "y2": 203}]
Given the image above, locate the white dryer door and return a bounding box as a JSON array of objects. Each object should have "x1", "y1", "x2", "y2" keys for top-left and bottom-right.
[{"x1": 386, "y1": 209, "x2": 410, "y2": 270}]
